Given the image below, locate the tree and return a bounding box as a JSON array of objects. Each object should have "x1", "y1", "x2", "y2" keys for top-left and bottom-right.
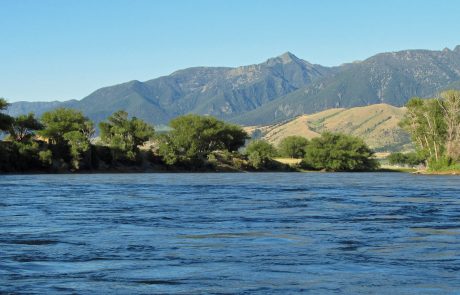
[
  {"x1": 245, "y1": 140, "x2": 277, "y2": 169},
  {"x1": 0, "y1": 98, "x2": 13, "y2": 132},
  {"x1": 278, "y1": 136, "x2": 309, "y2": 158},
  {"x1": 99, "y1": 110, "x2": 155, "y2": 162},
  {"x1": 63, "y1": 131, "x2": 92, "y2": 169},
  {"x1": 400, "y1": 92, "x2": 460, "y2": 168},
  {"x1": 40, "y1": 108, "x2": 93, "y2": 145},
  {"x1": 7, "y1": 113, "x2": 43, "y2": 142},
  {"x1": 158, "y1": 114, "x2": 247, "y2": 165},
  {"x1": 437, "y1": 90, "x2": 460, "y2": 160},
  {"x1": 40, "y1": 108, "x2": 94, "y2": 169},
  {"x1": 303, "y1": 132, "x2": 378, "y2": 171}
]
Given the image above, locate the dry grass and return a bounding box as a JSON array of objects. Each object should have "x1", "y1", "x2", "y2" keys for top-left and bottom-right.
[
  {"x1": 245, "y1": 104, "x2": 410, "y2": 152},
  {"x1": 273, "y1": 158, "x2": 302, "y2": 165}
]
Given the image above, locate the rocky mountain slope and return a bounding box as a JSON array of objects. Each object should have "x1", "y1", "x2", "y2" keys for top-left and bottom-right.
[
  {"x1": 7, "y1": 46, "x2": 460, "y2": 126},
  {"x1": 8, "y1": 52, "x2": 333, "y2": 124},
  {"x1": 234, "y1": 46, "x2": 460, "y2": 124}
]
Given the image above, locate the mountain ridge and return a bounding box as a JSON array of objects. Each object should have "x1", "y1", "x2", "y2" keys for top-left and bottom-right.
[{"x1": 6, "y1": 46, "x2": 460, "y2": 126}]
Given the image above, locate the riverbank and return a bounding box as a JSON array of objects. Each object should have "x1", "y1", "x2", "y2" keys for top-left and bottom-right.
[{"x1": 414, "y1": 169, "x2": 460, "y2": 175}]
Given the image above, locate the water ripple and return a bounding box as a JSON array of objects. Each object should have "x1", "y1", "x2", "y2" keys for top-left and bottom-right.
[{"x1": 1, "y1": 173, "x2": 459, "y2": 294}]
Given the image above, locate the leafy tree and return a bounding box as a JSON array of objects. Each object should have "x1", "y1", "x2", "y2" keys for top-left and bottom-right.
[
  {"x1": 7, "y1": 113, "x2": 43, "y2": 142},
  {"x1": 245, "y1": 139, "x2": 277, "y2": 169},
  {"x1": 99, "y1": 110, "x2": 155, "y2": 162},
  {"x1": 40, "y1": 108, "x2": 94, "y2": 168},
  {"x1": 63, "y1": 131, "x2": 92, "y2": 169},
  {"x1": 303, "y1": 132, "x2": 378, "y2": 171},
  {"x1": 0, "y1": 98, "x2": 13, "y2": 132},
  {"x1": 0, "y1": 102, "x2": 48, "y2": 171},
  {"x1": 278, "y1": 136, "x2": 309, "y2": 158},
  {"x1": 437, "y1": 90, "x2": 460, "y2": 160},
  {"x1": 40, "y1": 108, "x2": 93, "y2": 145},
  {"x1": 158, "y1": 114, "x2": 247, "y2": 165},
  {"x1": 0, "y1": 140, "x2": 51, "y2": 172},
  {"x1": 400, "y1": 91, "x2": 460, "y2": 168}
]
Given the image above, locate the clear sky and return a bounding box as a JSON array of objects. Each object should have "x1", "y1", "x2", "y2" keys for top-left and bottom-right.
[{"x1": 1, "y1": 0, "x2": 460, "y2": 102}]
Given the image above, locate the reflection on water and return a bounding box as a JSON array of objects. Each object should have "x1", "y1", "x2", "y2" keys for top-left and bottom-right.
[{"x1": 1, "y1": 173, "x2": 460, "y2": 294}]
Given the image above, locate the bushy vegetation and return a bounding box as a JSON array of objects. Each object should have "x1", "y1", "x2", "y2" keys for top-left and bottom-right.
[
  {"x1": 0, "y1": 98, "x2": 13, "y2": 132},
  {"x1": 387, "y1": 152, "x2": 425, "y2": 167},
  {"x1": 302, "y1": 132, "x2": 378, "y2": 171},
  {"x1": 245, "y1": 139, "x2": 277, "y2": 169},
  {"x1": 400, "y1": 90, "x2": 460, "y2": 170},
  {"x1": 99, "y1": 110, "x2": 155, "y2": 163},
  {"x1": 0, "y1": 102, "x2": 155, "y2": 172},
  {"x1": 277, "y1": 136, "x2": 309, "y2": 158},
  {"x1": 1, "y1": 98, "x2": 383, "y2": 173},
  {"x1": 157, "y1": 114, "x2": 248, "y2": 166}
]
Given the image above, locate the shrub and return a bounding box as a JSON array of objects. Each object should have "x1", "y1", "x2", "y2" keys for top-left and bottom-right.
[
  {"x1": 302, "y1": 132, "x2": 378, "y2": 171},
  {"x1": 278, "y1": 136, "x2": 309, "y2": 158},
  {"x1": 245, "y1": 140, "x2": 277, "y2": 169}
]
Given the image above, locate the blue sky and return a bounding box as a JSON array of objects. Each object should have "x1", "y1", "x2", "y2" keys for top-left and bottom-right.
[{"x1": 1, "y1": 0, "x2": 460, "y2": 102}]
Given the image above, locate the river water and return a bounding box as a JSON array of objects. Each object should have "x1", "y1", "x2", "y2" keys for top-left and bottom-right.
[{"x1": 1, "y1": 173, "x2": 459, "y2": 294}]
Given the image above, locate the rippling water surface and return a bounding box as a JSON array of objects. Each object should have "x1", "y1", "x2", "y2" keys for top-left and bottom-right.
[{"x1": 1, "y1": 173, "x2": 460, "y2": 294}]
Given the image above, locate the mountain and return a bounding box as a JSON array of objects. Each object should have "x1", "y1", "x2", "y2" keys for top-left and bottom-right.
[
  {"x1": 7, "y1": 52, "x2": 334, "y2": 125},
  {"x1": 244, "y1": 104, "x2": 411, "y2": 152},
  {"x1": 7, "y1": 46, "x2": 460, "y2": 126},
  {"x1": 6, "y1": 100, "x2": 75, "y2": 117},
  {"x1": 234, "y1": 46, "x2": 460, "y2": 124}
]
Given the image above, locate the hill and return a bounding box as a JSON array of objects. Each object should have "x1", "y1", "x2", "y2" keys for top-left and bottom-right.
[{"x1": 245, "y1": 104, "x2": 411, "y2": 152}]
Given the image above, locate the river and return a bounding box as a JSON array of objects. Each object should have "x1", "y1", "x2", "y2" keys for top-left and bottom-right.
[{"x1": 1, "y1": 173, "x2": 459, "y2": 294}]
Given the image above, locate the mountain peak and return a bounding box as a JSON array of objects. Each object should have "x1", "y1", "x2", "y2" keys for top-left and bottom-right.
[
  {"x1": 278, "y1": 51, "x2": 300, "y2": 63},
  {"x1": 265, "y1": 51, "x2": 303, "y2": 66},
  {"x1": 454, "y1": 45, "x2": 460, "y2": 52}
]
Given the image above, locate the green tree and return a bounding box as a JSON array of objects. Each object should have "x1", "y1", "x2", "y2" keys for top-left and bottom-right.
[
  {"x1": 40, "y1": 108, "x2": 93, "y2": 145},
  {"x1": 158, "y1": 114, "x2": 247, "y2": 165},
  {"x1": 40, "y1": 108, "x2": 94, "y2": 169},
  {"x1": 245, "y1": 139, "x2": 277, "y2": 169},
  {"x1": 63, "y1": 131, "x2": 92, "y2": 169},
  {"x1": 437, "y1": 90, "x2": 460, "y2": 160},
  {"x1": 0, "y1": 98, "x2": 13, "y2": 132},
  {"x1": 400, "y1": 94, "x2": 456, "y2": 168},
  {"x1": 7, "y1": 113, "x2": 43, "y2": 142},
  {"x1": 303, "y1": 132, "x2": 378, "y2": 171},
  {"x1": 99, "y1": 110, "x2": 155, "y2": 162},
  {"x1": 278, "y1": 136, "x2": 309, "y2": 158}
]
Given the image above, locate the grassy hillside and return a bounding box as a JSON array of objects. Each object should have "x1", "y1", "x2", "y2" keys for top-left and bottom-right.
[{"x1": 245, "y1": 104, "x2": 412, "y2": 152}]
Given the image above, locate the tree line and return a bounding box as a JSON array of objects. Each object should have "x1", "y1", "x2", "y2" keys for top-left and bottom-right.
[{"x1": 0, "y1": 98, "x2": 379, "y2": 172}]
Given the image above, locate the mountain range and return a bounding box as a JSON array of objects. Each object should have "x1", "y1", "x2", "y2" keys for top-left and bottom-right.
[{"x1": 6, "y1": 46, "x2": 460, "y2": 126}]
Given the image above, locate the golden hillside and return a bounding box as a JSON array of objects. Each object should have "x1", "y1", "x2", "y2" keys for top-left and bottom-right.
[{"x1": 244, "y1": 104, "x2": 412, "y2": 152}]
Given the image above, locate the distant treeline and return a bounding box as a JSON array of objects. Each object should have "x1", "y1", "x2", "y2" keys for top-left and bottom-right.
[{"x1": 0, "y1": 98, "x2": 384, "y2": 173}]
